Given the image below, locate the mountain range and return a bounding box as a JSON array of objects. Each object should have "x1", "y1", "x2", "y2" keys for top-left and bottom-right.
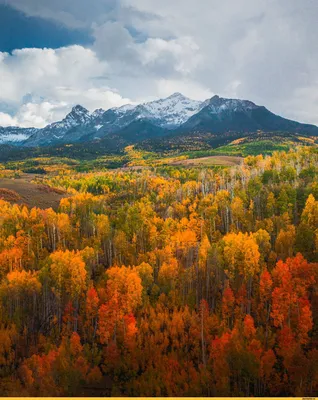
[{"x1": 1, "y1": 93, "x2": 318, "y2": 148}]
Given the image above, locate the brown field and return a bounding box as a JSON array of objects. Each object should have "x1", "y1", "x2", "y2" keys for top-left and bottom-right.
[
  {"x1": 0, "y1": 176, "x2": 67, "y2": 210},
  {"x1": 169, "y1": 155, "x2": 243, "y2": 167}
]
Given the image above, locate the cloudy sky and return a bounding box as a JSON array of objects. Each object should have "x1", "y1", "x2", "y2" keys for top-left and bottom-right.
[{"x1": 0, "y1": 0, "x2": 317, "y2": 128}]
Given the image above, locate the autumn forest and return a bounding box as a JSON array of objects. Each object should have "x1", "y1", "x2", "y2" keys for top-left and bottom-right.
[{"x1": 0, "y1": 147, "x2": 317, "y2": 397}]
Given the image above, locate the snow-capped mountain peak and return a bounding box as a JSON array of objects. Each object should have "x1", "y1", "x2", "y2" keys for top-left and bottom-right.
[
  {"x1": 48, "y1": 105, "x2": 91, "y2": 130},
  {"x1": 166, "y1": 92, "x2": 186, "y2": 100},
  {"x1": 207, "y1": 95, "x2": 259, "y2": 113},
  {"x1": 71, "y1": 104, "x2": 89, "y2": 113},
  {"x1": 65, "y1": 105, "x2": 91, "y2": 124},
  {"x1": 114, "y1": 104, "x2": 137, "y2": 114},
  {"x1": 91, "y1": 108, "x2": 106, "y2": 119},
  {"x1": 138, "y1": 93, "x2": 205, "y2": 127},
  {"x1": 109, "y1": 93, "x2": 205, "y2": 128},
  {"x1": 20, "y1": 104, "x2": 93, "y2": 146}
]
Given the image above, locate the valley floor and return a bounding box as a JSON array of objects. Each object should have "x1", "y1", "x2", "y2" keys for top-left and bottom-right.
[{"x1": 169, "y1": 155, "x2": 243, "y2": 167}]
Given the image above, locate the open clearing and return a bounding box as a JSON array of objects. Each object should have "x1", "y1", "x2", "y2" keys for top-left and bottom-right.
[
  {"x1": 169, "y1": 155, "x2": 243, "y2": 167},
  {"x1": 0, "y1": 175, "x2": 67, "y2": 210},
  {"x1": 116, "y1": 155, "x2": 244, "y2": 169}
]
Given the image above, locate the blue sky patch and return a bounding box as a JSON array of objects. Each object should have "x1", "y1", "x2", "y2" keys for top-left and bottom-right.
[{"x1": 0, "y1": 5, "x2": 93, "y2": 52}]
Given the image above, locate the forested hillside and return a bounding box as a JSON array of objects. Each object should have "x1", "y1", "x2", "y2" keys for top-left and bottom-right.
[{"x1": 0, "y1": 147, "x2": 317, "y2": 396}]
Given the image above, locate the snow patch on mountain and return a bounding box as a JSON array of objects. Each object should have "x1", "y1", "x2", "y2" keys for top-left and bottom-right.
[
  {"x1": 24, "y1": 105, "x2": 93, "y2": 146},
  {"x1": 112, "y1": 92, "x2": 205, "y2": 128},
  {"x1": 50, "y1": 105, "x2": 91, "y2": 131},
  {"x1": 144, "y1": 93, "x2": 204, "y2": 127},
  {"x1": 114, "y1": 104, "x2": 137, "y2": 114},
  {"x1": 206, "y1": 95, "x2": 258, "y2": 113},
  {"x1": 0, "y1": 133, "x2": 30, "y2": 143},
  {"x1": 91, "y1": 108, "x2": 105, "y2": 119},
  {"x1": 0, "y1": 126, "x2": 38, "y2": 145}
]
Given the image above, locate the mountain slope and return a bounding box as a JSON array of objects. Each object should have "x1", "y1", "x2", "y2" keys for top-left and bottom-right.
[
  {"x1": 179, "y1": 95, "x2": 318, "y2": 135},
  {"x1": 25, "y1": 105, "x2": 92, "y2": 146},
  {"x1": 113, "y1": 119, "x2": 167, "y2": 142},
  {"x1": 0, "y1": 127, "x2": 38, "y2": 145}
]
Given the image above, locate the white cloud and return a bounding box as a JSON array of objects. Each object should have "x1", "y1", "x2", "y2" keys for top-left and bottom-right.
[
  {"x1": 0, "y1": 46, "x2": 132, "y2": 127},
  {"x1": 0, "y1": 112, "x2": 17, "y2": 127},
  {"x1": 0, "y1": 46, "x2": 108, "y2": 104},
  {"x1": 0, "y1": 102, "x2": 70, "y2": 128},
  {"x1": 15, "y1": 101, "x2": 68, "y2": 128},
  {"x1": 140, "y1": 36, "x2": 201, "y2": 76}
]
